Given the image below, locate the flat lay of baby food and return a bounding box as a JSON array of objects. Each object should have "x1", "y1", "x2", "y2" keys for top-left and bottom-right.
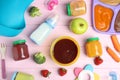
[{"x1": 0, "y1": 0, "x2": 120, "y2": 80}]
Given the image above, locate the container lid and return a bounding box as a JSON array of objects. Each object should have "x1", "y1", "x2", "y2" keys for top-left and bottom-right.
[
  {"x1": 13, "y1": 40, "x2": 26, "y2": 45},
  {"x1": 11, "y1": 72, "x2": 18, "y2": 80},
  {"x1": 66, "y1": 3, "x2": 71, "y2": 16},
  {"x1": 87, "y1": 37, "x2": 99, "y2": 42}
]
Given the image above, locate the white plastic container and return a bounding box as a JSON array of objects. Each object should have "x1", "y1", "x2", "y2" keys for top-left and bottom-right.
[{"x1": 30, "y1": 13, "x2": 59, "y2": 45}]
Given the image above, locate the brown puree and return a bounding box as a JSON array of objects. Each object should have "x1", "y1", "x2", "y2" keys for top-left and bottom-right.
[
  {"x1": 115, "y1": 10, "x2": 120, "y2": 32},
  {"x1": 53, "y1": 39, "x2": 78, "y2": 64}
]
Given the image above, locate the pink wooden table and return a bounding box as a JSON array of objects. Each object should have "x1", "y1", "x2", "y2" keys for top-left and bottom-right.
[{"x1": 0, "y1": 0, "x2": 120, "y2": 80}]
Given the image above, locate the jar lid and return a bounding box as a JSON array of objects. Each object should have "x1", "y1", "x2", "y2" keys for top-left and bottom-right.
[
  {"x1": 13, "y1": 40, "x2": 26, "y2": 45},
  {"x1": 11, "y1": 72, "x2": 18, "y2": 80},
  {"x1": 66, "y1": 3, "x2": 71, "y2": 16},
  {"x1": 87, "y1": 37, "x2": 99, "y2": 42}
]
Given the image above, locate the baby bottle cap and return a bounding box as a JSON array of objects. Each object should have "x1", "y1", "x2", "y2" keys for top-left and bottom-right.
[
  {"x1": 13, "y1": 40, "x2": 26, "y2": 45},
  {"x1": 66, "y1": 3, "x2": 71, "y2": 16},
  {"x1": 11, "y1": 72, "x2": 18, "y2": 80},
  {"x1": 87, "y1": 37, "x2": 99, "y2": 42},
  {"x1": 45, "y1": 13, "x2": 59, "y2": 28}
]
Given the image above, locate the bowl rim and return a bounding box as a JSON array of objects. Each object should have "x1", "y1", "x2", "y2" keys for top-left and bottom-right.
[{"x1": 50, "y1": 36, "x2": 80, "y2": 66}]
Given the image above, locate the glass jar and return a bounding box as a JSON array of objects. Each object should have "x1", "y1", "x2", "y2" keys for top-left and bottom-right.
[
  {"x1": 85, "y1": 37, "x2": 102, "y2": 57},
  {"x1": 11, "y1": 72, "x2": 34, "y2": 80},
  {"x1": 12, "y1": 40, "x2": 29, "y2": 61},
  {"x1": 66, "y1": 0, "x2": 86, "y2": 16}
]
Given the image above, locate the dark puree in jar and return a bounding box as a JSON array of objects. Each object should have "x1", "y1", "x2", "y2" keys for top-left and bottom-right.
[
  {"x1": 115, "y1": 10, "x2": 120, "y2": 32},
  {"x1": 54, "y1": 39, "x2": 78, "y2": 64}
]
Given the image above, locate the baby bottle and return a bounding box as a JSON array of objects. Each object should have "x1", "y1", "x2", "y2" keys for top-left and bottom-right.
[
  {"x1": 85, "y1": 37, "x2": 102, "y2": 57},
  {"x1": 30, "y1": 13, "x2": 59, "y2": 45},
  {"x1": 66, "y1": 0, "x2": 86, "y2": 16}
]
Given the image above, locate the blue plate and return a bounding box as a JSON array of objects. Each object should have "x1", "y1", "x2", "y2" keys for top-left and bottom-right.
[{"x1": 0, "y1": 0, "x2": 33, "y2": 37}]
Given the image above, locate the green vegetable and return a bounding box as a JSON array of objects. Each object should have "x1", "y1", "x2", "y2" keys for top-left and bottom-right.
[
  {"x1": 29, "y1": 6, "x2": 41, "y2": 17},
  {"x1": 33, "y1": 52, "x2": 46, "y2": 64}
]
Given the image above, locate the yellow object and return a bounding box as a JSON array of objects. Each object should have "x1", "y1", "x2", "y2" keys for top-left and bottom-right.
[
  {"x1": 66, "y1": 0, "x2": 86, "y2": 16},
  {"x1": 50, "y1": 36, "x2": 80, "y2": 66},
  {"x1": 75, "y1": 77, "x2": 79, "y2": 80},
  {"x1": 100, "y1": 0, "x2": 120, "y2": 6},
  {"x1": 94, "y1": 73, "x2": 100, "y2": 80},
  {"x1": 85, "y1": 37, "x2": 102, "y2": 57},
  {"x1": 11, "y1": 72, "x2": 34, "y2": 80}
]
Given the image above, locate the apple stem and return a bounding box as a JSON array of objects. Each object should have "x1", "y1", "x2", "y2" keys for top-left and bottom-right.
[{"x1": 80, "y1": 24, "x2": 84, "y2": 27}]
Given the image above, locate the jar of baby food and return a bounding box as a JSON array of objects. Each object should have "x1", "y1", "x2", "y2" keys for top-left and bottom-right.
[
  {"x1": 12, "y1": 40, "x2": 29, "y2": 61},
  {"x1": 85, "y1": 37, "x2": 102, "y2": 57},
  {"x1": 11, "y1": 72, "x2": 34, "y2": 80},
  {"x1": 66, "y1": 0, "x2": 86, "y2": 16}
]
